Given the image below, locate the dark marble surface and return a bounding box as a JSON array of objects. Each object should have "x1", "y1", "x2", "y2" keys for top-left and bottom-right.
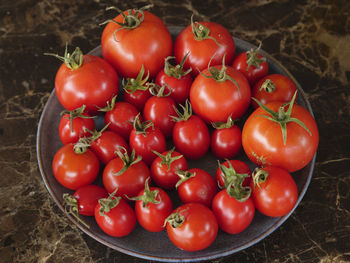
[{"x1": 1, "y1": 0, "x2": 349, "y2": 262}]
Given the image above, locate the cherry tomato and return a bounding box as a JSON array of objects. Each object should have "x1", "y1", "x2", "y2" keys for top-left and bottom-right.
[
  {"x1": 176, "y1": 168, "x2": 217, "y2": 207},
  {"x1": 174, "y1": 18, "x2": 235, "y2": 76},
  {"x1": 53, "y1": 46, "x2": 119, "y2": 113},
  {"x1": 251, "y1": 74, "x2": 297, "y2": 108},
  {"x1": 52, "y1": 144, "x2": 99, "y2": 190},
  {"x1": 250, "y1": 166, "x2": 298, "y2": 217},
  {"x1": 101, "y1": 8, "x2": 172, "y2": 78},
  {"x1": 165, "y1": 203, "x2": 218, "y2": 251},
  {"x1": 151, "y1": 149, "x2": 188, "y2": 190},
  {"x1": 242, "y1": 92, "x2": 319, "y2": 172},
  {"x1": 95, "y1": 191, "x2": 136, "y2": 237},
  {"x1": 215, "y1": 160, "x2": 251, "y2": 189}
]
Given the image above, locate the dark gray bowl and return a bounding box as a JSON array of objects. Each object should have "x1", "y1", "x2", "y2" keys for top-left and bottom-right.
[{"x1": 36, "y1": 26, "x2": 316, "y2": 262}]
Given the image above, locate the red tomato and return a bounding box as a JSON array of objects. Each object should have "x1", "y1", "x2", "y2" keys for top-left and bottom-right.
[
  {"x1": 176, "y1": 168, "x2": 217, "y2": 207},
  {"x1": 52, "y1": 144, "x2": 99, "y2": 190},
  {"x1": 151, "y1": 149, "x2": 188, "y2": 190},
  {"x1": 251, "y1": 74, "x2": 297, "y2": 108},
  {"x1": 165, "y1": 203, "x2": 218, "y2": 251},
  {"x1": 242, "y1": 93, "x2": 319, "y2": 172},
  {"x1": 102, "y1": 149, "x2": 150, "y2": 198},
  {"x1": 211, "y1": 116, "x2": 242, "y2": 159},
  {"x1": 232, "y1": 47, "x2": 268, "y2": 85},
  {"x1": 131, "y1": 179, "x2": 173, "y2": 232},
  {"x1": 174, "y1": 19, "x2": 235, "y2": 76},
  {"x1": 215, "y1": 160, "x2": 251, "y2": 189},
  {"x1": 172, "y1": 101, "x2": 210, "y2": 159},
  {"x1": 95, "y1": 192, "x2": 136, "y2": 237},
  {"x1": 212, "y1": 189, "x2": 255, "y2": 234},
  {"x1": 101, "y1": 9, "x2": 172, "y2": 78},
  {"x1": 250, "y1": 166, "x2": 298, "y2": 217},
  {"x1": 53, "y1": 47, "x2": 119, "y2": 113},
  {"x1": 58, "y1": 106, "x2": 95, "y2": 145},
  {"x1": 190, "y1": 65, "x2": 251, "y2": 123}
]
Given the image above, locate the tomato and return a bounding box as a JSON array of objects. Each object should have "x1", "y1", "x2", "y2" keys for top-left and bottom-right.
[
  {"x1": 165, "y1": 203, "x2": 218, "y2": 251},
  {"x1": 211, "y1": 116, "x2": 242, "y2": 159},
  {"x1": 129, "y1": 115, "x2": 166, "y2": 165},
  {"x1": 155, "y1": 55, "x2": 193, "y2": 104},
  {"x1": 174, "y1": 18, "x2": 235, "y2": 76},
  {"x1": 52, "y1": 144, "x2": 99, "y2": 190},
  {"x1": 250, "y1": 166, "x2": 298, "y2": 217},
  {"x1": 52, "y1": 46, "x2": 119, "y2": 113},
  {"x1": 143, "y1": 85, "x2": 177, "y2": 138},
  {"x1": 251, "y1": 74, "x2": 297, "y2": 108},
  {"x1": 130, "y1": 179, "x2": 173, "y2": 232},
  {"x1": 176, "y1": 168, "x2": 217, "y2": 207},
  {"x1": 215, "y1": 160, "x2": 251, "y2": 189},
  {"x1": 190, "y1": 64, "x2": 251, "y2": 123},
  {"x1": 95, "y1": 191, "x2": 136, "y2": 237},
  {"x1": 232, "y1": 45, "x2": 268, "y2": 85},
  {"x1": 103, "y1": 148, "x2": 150, "y2": 198},
  {"x1": 172, "y1": 100, "x2": 210, "y2": 159},
  {"x1": 242, "y1": 92, "x2": 319, "y2": 172},
  {"x1": 58, "y1": 105, "x2": 95, "y2": 145},
  {"x1": 151, "y1": 148, "x2": 188, "y2": 190},
  {"x1": 101, "y1": 8, "x2": 172, "y2": 78}
]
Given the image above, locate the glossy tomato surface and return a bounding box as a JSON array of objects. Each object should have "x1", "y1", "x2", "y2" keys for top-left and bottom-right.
[
  {"x1": 73, "y1": 184, "x2": 108, "y2": 216},
  {"x1": 215, "y1": 160, "x2": 251, "y2": 189},
  {"x1": 211, "y1": 125, "x2": 242, "y2": 160}
]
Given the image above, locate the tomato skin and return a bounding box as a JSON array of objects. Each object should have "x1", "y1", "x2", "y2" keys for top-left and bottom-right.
[
  {"x1": 103, "y1": 157, "x2": 150, "y2": 198},
  {"x1": 166, "y1": 203, "x2": 218, "y2": 251},
  {"x1": 134, "y1": 187, "x2": 173, "y2": 232},
  {"x1": 123, "y1": 89, "x2": 151, "y2": 111},
  {"x1": 52, "y1": 144, "x2": 99, "y2": 190},
  {"x1": 90, "y1": 131, "x2": 130, "y2": 164},
  {"x1": 58, "y1": 112, "x2": 95, "y2": 145},
  {"x1": 104, "y1": 102, "x2": 140, "y2": 141},
  {"x1": 242, "y1": 102, "x2": 319, "y2": 172},
  {"x1": 73, "y1": 185, "x2": 108, "y2": 216},
  {"x1": 190, "y1": 66, "x2": 251, "y2": 123},
  {"x1": 94, "y1": 198, "x2": 136, "y2": 237},
  {"x1": 212, "y1": 190, "x2": 255, "y2": 234},
  {"x1": 177, "y1": 168, "x2": 217, "y2": 207},
  {"x1": 55, "y1": 55, "x2": 119, "y2": 113},
  {"x1": 251, "y1": 74, "x2": 297, "y2": 108},
  {"x1": 215, "y1": 160, "x2": 251, "y2": 189},
  {"x1": 250, "y1": 166, "x2": 298, "y2": 217},
  {"x1": 172, "y1": 115, "x2": 210, "y2": 159},
  {"x1": 143, "y1": 96, "x2": 177, "y2": 138},
  {"x1": 101, "y1": 10, "x2": 172, "y2": 78},
  {"x1": 232, "y1": 52, "x2": 268, "y2": 85},
  {"x1": 155, "y1": 70, "x2": 193, "y2": 104},
  {"x1": 211, "y1": 125, "x2": 242, "y2": 159},
  {"x1": 151, "y1": 150, "x2": 188, "y2": 190},
  {"x1": 174, "y1": 22, "x2": 235, "y2": 76}
]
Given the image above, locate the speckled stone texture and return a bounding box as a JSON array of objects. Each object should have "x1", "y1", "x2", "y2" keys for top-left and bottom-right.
[{"x1": 0, "y1": 0, "x2": 349, "y2": 262}]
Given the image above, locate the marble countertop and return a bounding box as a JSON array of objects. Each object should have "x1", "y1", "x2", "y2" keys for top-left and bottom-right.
[{"x1": 1, "y1": 0, "x2": 349, "y2": 262}]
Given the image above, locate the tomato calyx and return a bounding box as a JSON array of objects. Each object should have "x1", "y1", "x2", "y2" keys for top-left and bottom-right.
[
  {"x1": 212, "y1": 115, "x2": 237, "y2": 129},
  {"x1": 252, "y1": 168, "x2": 269, "y2": 188},
  {"x1": 148, "y1": 83, "x2": 171, "y2": 97},
  {"x1": 190, "y1": 15, "x2": 221, "y2": 46},
  {"x1": 252, "y1": 91, "x2": 312, "y2": 145},
  {"x1": 175, "y1": 169, "x2": 196, "y2": 188},
  {"x1": 171, "y1": 99, "x2": 192, "y2": 122},
  {"x1": 98, "y1": 95, "x2": 117, "y2": 112},
  {"x1": 164, "y1": 54, "x2": 192, "y2": 79},
  {"x1": 217, "y1": 160, "x2": 249, "y2": 190},
  {"x1": 132, "y1": 113, "x2": 154, "y2": 136},
  {"x1": 246, "y1": 43, "x2": 266, "y2": 71},
  {"x1": 98, "y1": 189, "x2": 121, "y2": 219},
  {"x1": 153, "y1": 148, "x2": 183, "y2": 171},
  {"x1": 127, "y1": 178, "x2": 160, "y2": 208},
  {"x1": 113, "y1": 147, "x2": 142, "y2": 176},
  {"x1": 123, "y1": 65, "x2": 151, "y2": 94},
  {"x1": 163, "y1": 208, "x2": 188, "y2": 228},
  {"x1": 44, "y1": 44, "x2": 83, "y2": 70},
  {"x1": 62, "y1": 193, "x2": 90, "y2": 228},
  {"x1": 259, "y1": 79, "x2": 276, "y2": 93},
  {"x1": 61, "y1": 105, "x2": 95, "y2": 133}
]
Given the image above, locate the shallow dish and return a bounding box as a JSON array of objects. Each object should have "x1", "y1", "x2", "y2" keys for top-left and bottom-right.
[{"x1": 37, "y1": 26, "x2": 316, "y2": 262}]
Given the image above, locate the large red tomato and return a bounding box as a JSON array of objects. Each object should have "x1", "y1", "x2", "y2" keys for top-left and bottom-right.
[{"x1": 101, "y1": 8, "x2": 172, "y2": 78}]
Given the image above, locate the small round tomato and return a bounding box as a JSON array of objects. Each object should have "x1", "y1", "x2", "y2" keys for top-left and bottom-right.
[
  {"x1": 211, "y1": 116, "x2": 242, "y2": 159},
  {"x1": 251, "y1": 74, "x2": 297, "y2": 108},
  {"x1": 176, "y1": 168, "x2": 217, "y2": 207},
  {"x1": 151, "y1": 149, "x2": 188, "y2": 190},
  {"x1": 215, "y1": 160, "x2": 251, "y2": 189},
  {"x1": 251, "y1": 166, "x2": 298, "y2": 217},
  {"x1": 52, "y1": 144, "x2": 99, "y2": 190},
  {"x1": 165, "y1": 203, "x2": 218, "y2": 251},
  {"x1": 95, "y1": 191, "x2": 136, "y2": 237},
  {"x1": 58, "y1": 105, "x2": 95, "y2": 145}
]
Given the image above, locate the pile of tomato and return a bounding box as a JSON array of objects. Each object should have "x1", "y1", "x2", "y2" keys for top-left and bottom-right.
[{"x1": 49, "y1": 7, "x2": 319, "y2": 252}]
